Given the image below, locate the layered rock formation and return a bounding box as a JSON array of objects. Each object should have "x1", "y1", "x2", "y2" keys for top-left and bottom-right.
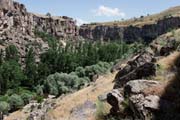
[
  {"x1": 106, "y1": 30, "x2": 180, "y2": 120},
  {"x1": 0, "y1": 0, "x2": 78, "y2": 58},
  {"x1": 79, "y1": 10, "x2": 180, "y2": 43}
]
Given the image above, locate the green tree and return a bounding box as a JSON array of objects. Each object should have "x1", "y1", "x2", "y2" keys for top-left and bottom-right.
[
  {"x1": 0, "y1": 49, "x2": 3, "y2": 66},
  {"x1": 24, "y1": 48, "x2": 37, "y2": 87},
  {"x1": 0, "y1": 60, "x2": 25, "y2": 93},
  {"x1": 5, "y1": 45, "x2": 19, "y2": 62}
]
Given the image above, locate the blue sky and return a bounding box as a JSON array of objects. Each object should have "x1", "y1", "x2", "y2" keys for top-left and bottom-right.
[{"x1": 16, "y1": 0, "x2": 180, "y2": 25}]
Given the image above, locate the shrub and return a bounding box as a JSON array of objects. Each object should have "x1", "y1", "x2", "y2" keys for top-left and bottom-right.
[
  {"x1": 8, "y1": 94, "x2": 24, "y2": 111},
  {"x1": 85, "y1": 62, "x2": 111, "y2": 80},
  {"x1": 0, "y1": 95, "x2": 9, "y2": 102},
  {"x1": 34, "y1": 95, "x2": 44, "y2": 103},
  {"x1": 35, "y1": 85, "x2": 44, "y2": 96},
  {"x1": 0, "y1": 101, "x2": 10, "y2": 113},
  {"x1": 44, "y1": 72, "x2": 91, "y2": 96},
  {"x1": 20, "y1": 93, "x2": 33, "y2": 105},
  {"x1": 75, "y1": 67, "x2": 86, "y2": 77}
]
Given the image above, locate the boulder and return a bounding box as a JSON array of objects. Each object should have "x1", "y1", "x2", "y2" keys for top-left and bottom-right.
[
  {"x1": 115, "y1": 51, "x2": 154, "y2": 81},
  {"x1": 114, "y1": 62, "x2": 156, "y2": 88},
  {"x1": 124, "y1": 80, "x2": 160, "y2": 95},
  {"x1": 98, "y1": 92, "x2": 108, "y2": 101},
  {"x1": 160, "y1": 38, "x2": 177, "y2": 56},
  {"x1": 107, "y1": 80, "x2": 163, "y2": 119},
  {"x1": 22, "y1": 99, "x2": 56, "y2": 120},
  {"x1": 107, "y1": 89, "x2": 124, "y2": 114}
]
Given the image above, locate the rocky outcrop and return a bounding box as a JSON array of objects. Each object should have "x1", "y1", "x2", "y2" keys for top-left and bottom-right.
[
  {"x1": 106, "y1": 36, "x2": 180, "y2": 119},
  {"x1": 114, "y1": 51, "x2": 156, "y2": 88},
  {"x1": 0, "y1": 0, "x2": 78, "y2": 59},
  {"x1": 150, "y1": 37, "x2": 179, "y2": 56},
  {"x1": 4, "y1": 97, "x2": 56, "y2": 120},
  {"x1": 107, "y1": 80, "x2": 163, "y2": 119},
  {"x1": 79, "y1": 17, "x2": 180, "y2": 43},
  {"x1": 27, "y1": 99, "x2": 56, "y2": 120}
]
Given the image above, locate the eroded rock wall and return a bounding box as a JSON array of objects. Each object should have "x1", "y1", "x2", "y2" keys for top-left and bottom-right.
[
  {"x1": 79, "y1": 17, "x2": 180, "y2": 43},
  {"x1": 0, "y1": 0, "x2": 78, "y2": 58}
]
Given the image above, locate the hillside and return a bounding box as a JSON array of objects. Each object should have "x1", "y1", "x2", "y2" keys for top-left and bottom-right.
[
  {"x1": 0, "y1": 0, "x2": 78, "y2": 60},
  {"x1": 79, "y1": 6, "x2": 180, "y2": 42},
  {"x1": 0, "y1": 0, "x2": 180, "y2": 120},
  {"x1": 4, "y1": 28, "x2": 180, "y2": 120},
  {"x1": 5, "y1": 72, "x2": 117, "y2": 120},
  {"x1": 85, "y1": 6, "x2": 180, "y2": 27}
]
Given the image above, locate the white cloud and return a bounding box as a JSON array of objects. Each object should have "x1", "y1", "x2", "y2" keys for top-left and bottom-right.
[
  {"x1": 92, "y1": 5, "x2": 125, "y2": 17},
  {"x1": 75, "y1": 18, "x2": 88, "y2": 26}
]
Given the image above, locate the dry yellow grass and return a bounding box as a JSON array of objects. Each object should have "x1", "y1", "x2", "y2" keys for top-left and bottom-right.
[
  {"x1": 152, "y1": 52, "x2": 180, "y2": 82},
  {"x1": 87, "y1": 6, "x2": 180, "y2": 28},
  {"x1": 47, "y1": 72, "x2": 117, "y2": 120},
  {"x1": 157, "y1": 51, "x2": 180, "y2": 70}
]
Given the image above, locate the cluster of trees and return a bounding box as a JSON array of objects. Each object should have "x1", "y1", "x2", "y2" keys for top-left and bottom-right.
[
  {"x1": 0, "y1": 45, "x2": 37, "y2": 114},
  {"x1": 0, "y1": 32, "x2": 145, "y2": 113},
  {"x1": 44, "y1": 62, "x2": 113, "y2": 96},
  {"x1": 39, "y1": 41, "x2": 144, "y2": 75}
]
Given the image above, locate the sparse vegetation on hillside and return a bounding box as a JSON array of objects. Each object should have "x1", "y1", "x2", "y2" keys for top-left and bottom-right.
[
  {"x1": 86, "y1": 6, "x2": 180, "y2": 28},
  {"x1": 0, "y1": 32, "x2": 144, "y2": 113}
]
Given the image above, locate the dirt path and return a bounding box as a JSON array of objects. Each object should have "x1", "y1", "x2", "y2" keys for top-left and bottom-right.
[{"x1": 5, "y1": 72, "x2": 116, "y2": 120}]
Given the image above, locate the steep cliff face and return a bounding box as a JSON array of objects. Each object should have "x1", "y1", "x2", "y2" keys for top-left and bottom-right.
[
  {"x1": 80, "y1": 17, "x2": 180, "y2": 43},
  {"x1": 0, "y1": 0, "x2": 78, "y2": 58}
]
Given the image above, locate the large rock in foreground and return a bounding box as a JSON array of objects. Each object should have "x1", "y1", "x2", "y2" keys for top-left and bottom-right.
[{"x1": 107, "y1": 80, "x2": 162, "y2": 119}]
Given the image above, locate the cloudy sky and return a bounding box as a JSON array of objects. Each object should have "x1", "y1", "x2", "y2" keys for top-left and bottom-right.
[{"x1": 17, "y1": 0, "x2": 180, "y2": 25}]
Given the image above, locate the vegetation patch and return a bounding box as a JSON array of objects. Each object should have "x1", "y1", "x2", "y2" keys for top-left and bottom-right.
[{"x1": 0, "y1": 32, "x2": 144, "y2": 113}]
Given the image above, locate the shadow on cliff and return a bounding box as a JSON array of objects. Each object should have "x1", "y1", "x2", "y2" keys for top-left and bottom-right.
[{"x1": 154, "y1": 53, "x2": 180, "y2": 120}]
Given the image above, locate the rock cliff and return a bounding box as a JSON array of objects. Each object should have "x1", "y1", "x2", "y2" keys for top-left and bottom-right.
[
  {"x1": 79, "y1": 6, "x2": 180, "y2": 43},
  {"x1": 105, "y1": 29, "x2": 180, "y2": 119},
  {"x1": 0, "y1": 0, "x2": 78, "y2": 59}
]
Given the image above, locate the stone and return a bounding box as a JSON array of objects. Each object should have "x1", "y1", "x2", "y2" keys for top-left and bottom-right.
[
  {"x1": 143, "y1": 95, "x2": 160, "y2": 110},
  {"x1": 114, "y1": 62, "x2": 156, "y2": 88},
  {"x1": 0, "y1": 0, "x2": 14, "y2": 10},
  {"x1": 98, "y1": 92, "x2": 108, "y2": 101},
  {"x1": 124, "y1": 80, "x2": 160, "y2": 95},
  {"x1": 126, "y1": 80, "x2": 161, "y2": 120},
  {"x1": 160, "y1": 38, "x2": 177, "y2": 56},
  {"x1": 107, "y1": 89, "x2": 124, "y2": 113},
  {"x1": 115, "y1": 51, "x2": 154, "y2": 81}
]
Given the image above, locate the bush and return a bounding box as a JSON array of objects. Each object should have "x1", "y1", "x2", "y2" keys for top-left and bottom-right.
[
  {"x1": 85, "y1": 62, "x2": 111, "y2": 80},
  {"x1": 75, "y1": 67, "x2": 86, "y2": 77},
  {"x1": 43, "y1": 72, "x2": 90, "y2": 96},
  {"x1": 20, "y1": 93, "x2": 33, "y2": 105},
  {"x1": 0, "y1": 95, "x2": 9, "y2": 102},
  {"x1": 34, "y1": 95, "x2": 44, "y2": 103},
  {"x1": 35, "y1": 85, "x2": 44, "y2": 96},
  {"x1": 8, "y1": 94, "x2": 24, "y2": 111},
  {"x1": 0, "y1": 101, "x2": 10, "y2": 113}
]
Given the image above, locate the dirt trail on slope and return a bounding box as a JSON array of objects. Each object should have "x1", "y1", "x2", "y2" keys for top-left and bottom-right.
[
  {"x1": 5, "y1": 72, "x2": 116, "y2": 120},
  {"x1": 47, "y1": 72, "x2": 117, "y2": 120}
]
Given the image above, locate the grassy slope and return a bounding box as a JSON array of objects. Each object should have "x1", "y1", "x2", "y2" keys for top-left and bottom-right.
[
  {"x1": 84, "y1": 6, "x2": 180, "y2": 28},
  {"x1": 47, "y1": 72, "x2": 117, "y2": 120},
  {"x1": 5, "y1": 72, "x2": 117, "y2": 120}
]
